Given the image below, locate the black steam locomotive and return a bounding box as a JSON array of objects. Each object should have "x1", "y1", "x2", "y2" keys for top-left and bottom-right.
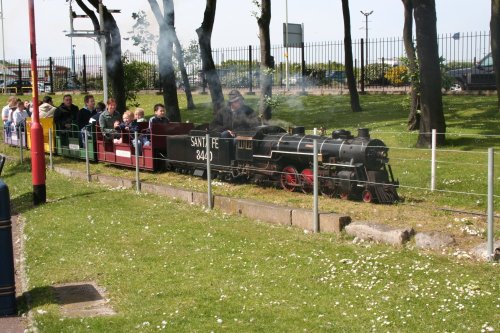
[{"x1": 166, "y1": 125, "x2": 399, "y2": 203}]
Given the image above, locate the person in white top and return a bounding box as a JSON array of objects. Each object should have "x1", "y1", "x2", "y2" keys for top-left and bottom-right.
[
  {"x1": 2, "y1": 96, "x2": 18, "y2": 125},
  {"x1": 12, "y1": 100, "x2": 29, "y2": 129}
]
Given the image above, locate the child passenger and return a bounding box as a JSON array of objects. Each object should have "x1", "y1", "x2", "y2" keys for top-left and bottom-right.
[
  {"x1": 134, "y1": 108, "x2": 147, "y2": 122},
  {"x1": 113, "y1": 111, "x2": 138, "y2": 144},
  {"x1": 148, "y1": 103, "x2": 169, "y2": 128},
  {"x1": 12, "y1": 100, "x2": 29, "y2": 130}
]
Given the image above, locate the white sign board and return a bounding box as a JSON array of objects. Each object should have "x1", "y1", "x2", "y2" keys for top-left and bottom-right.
[{"x1": 283, "y1": 23, "x2": 303, "y2": 48}]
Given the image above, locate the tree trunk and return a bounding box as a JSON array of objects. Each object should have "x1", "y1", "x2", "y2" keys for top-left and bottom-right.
[
  {"x1": 341, "y1": 0, "x2": 362, "y2": 112},
  {"x1": 148, "y1": 0, "x2": 181, "y2": 122},
  {"x1": 196, "y1": 0, "x2": 225, "y2": 114},
  {"x1": 413, "y1": 0, "x2": 445, "y2": 147},
  {"x1": 401, "y1": 0, "x2": 420, "y2": 130},
  {"x1": 258, "y1": 0, "x2": 272, "y2": 121},
  {"x1": 78, "y1": 0, "x2": 126, "y2": 111},
  {"x1": 173, "y1": 35, "x2": 195, "y2": 110},
  {"x1": 491, "y1": 0, "x2": 500, "y2": 112}
]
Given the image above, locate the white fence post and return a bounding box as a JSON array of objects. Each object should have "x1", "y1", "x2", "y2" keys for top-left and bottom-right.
[
  {"x1": 431, "y1": 129, "x2": 436, "y2": 191},
  {"x1": 487, "y1": 148, "x2": 495, "y2": 262},
  {"x1": 313, "y1": 139, "x2": 319, "y2": 233},
  {"x1": 134, "y1": 131, "x2": 140, "y2": 193},
  {"x1": 206, "y1": 133, "x2": 212, "y2": 209}
]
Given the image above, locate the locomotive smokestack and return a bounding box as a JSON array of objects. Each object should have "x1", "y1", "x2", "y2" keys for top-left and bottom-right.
[{"x1": 357, "y1": 128, "x2": 370, "y2": 139}]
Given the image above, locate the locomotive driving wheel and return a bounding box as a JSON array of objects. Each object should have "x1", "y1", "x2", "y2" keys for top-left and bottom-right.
[
  {"x1": 300, "y1": 168, "x2": 314, "y2": 193},
  {"x1": 280, "y1": 166, "x2": 299, "y2": 192},
  {"x1": 362, "y1": 190, "x2": 374, "y2": 203}
]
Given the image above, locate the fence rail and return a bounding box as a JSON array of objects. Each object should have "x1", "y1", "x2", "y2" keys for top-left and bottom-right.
[{"x1": 1, "y1": 31, "x2": 492, "y2": 95}]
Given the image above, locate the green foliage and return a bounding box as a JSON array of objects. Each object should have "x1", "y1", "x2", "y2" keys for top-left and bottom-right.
[
  {"x1": 122, "y1": 58, "x2": 156, "y2": 107},
  {"x1": 384, "y1": 65, "x2": 409, "y2": 86},
  {"x1": 365, "y1": 63, "x2": 391, "y2": 84},
  {"x1": 129, "y1": 10, "x2": 157, "y2": 54}
]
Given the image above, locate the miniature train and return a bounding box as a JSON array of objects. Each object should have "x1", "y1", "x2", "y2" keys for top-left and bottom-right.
[{"x1": 2, "y1": 119, "x2": 399, "y2": 203}]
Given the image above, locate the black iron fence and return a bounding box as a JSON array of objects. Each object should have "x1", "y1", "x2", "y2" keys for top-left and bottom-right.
[{"x1": 1, "y1": 31, "x2": 492, "y2": 95}]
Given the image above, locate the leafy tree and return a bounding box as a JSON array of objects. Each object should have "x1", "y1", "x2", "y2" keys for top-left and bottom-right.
[
  {"x1": 254, "y1": 0, "x2": 273, "y2": 121},
  {"x1": 401, "y1": 0, "x2": 420, "y2": 131},
  {"x1": 196, "y1": 0, "x2": 225, "y2": 114},
  {"x1": 341, "y1": 0, "x2": 361, "y2": 112},
  {"x1": 147, "y1": 0, "x2": 180, "y2": 121},
  {"x1": 122, "y1": 58, "x2": 155, "y2": 107},
  {"x1": 491, "y1": 0, "x2": 500, "y2": 112},
  {"x1": 129, "y1": 9, "x2": 195, "y2": 111},
  {"x1": 413, "y1": 0, "x2": 446, "y2": 147},
  {"x1": 74, "y1": 0, "x2": 126, "y2": 111}
]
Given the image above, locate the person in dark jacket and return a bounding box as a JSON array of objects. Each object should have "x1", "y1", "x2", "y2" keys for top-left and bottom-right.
[
  {"x1": 54, "y1": 94, "x2": 79, "y2": 131},
  {"x1": 210, "y1": 90, "x2": 258, "y2": 135},
  {"x1": 77, "y1": 95, "x2": 96, "y2": 130}
]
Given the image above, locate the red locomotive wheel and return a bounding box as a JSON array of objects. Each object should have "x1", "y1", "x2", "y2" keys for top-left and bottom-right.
[
  {"x1": 300, "y1": 168, "x2": 314, "y2": 193},
  {"x1": 362, "y1": 190, "x2": 374, "y2": 203},
  {"x1": 280, "y1": 166, "x2": 299, "y2": 191}
]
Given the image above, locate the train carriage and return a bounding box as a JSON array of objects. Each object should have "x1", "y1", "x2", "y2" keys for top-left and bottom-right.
[
  {"x1": 55, "y1": 123, "x2": 97, "y2": 161},
  {"x1": 96, "y1": 122, "x2": 195, "y2": 171},
  {"x1": 3, "y1": 124, "x2": 27, "y2": 148},
  {"x1": 26, "y1": 117, "x2": 56, "y2": 153}
]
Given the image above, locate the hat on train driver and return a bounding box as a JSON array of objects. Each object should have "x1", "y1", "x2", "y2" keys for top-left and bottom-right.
[{"x1": 228, "y1": 89, "x2": 244, "y2": 103}]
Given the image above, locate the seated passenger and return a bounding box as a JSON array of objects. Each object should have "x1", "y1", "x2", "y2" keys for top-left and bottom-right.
[
  {"x1": 98, "y1": 98, "x2": 121, "y2": 141},
  {"x1": 12, "y1": 100, "x2": 29, "y2": 131},
  {"x1": 134, "y1": 108, "x2": 147, "y2": 123},
  {"x1": 2, "y1": 96, "x2": 18, "y2": 125},
  {"x1": 113, "y1": 111, "x2": 137, "y2": 144},
  {"x1": 148, "y1": 103, "x2": 169, "y2": 128},
  {"x1": 89, "y1": 101, "x2": 106, "y2": 123},
  {"x1": 54, "y1": 94, "x2": 79, "y2": 131},
  {"x1": 77, "y1": 95, "x2": 97, "y2": 130},
  {"x1": 39, "y1": 96, "x2": 56, "y2": 118}
]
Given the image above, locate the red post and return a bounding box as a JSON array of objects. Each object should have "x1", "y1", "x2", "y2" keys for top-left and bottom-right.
[{"x1": 28, "y1": 0, "x2": 46, "y2": 205}]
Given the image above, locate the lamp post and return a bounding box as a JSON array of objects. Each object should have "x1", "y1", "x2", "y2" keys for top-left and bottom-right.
[
  {"x1": 28, "y1": 0, "x2": 46, "y2": 205},
  {"x1": 0, "y1": 0, "x2": 6, "y2": 90},
  {"x1": 285, "y1": 0, "x2": 289, "y2": 91},
  {"x1": 360, "y1": 10, "x2": 373, "y2": 68}
]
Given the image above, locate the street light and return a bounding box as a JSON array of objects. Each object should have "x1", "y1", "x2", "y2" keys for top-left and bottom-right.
[
  {"x1": 360, "y1": 10, "x2": 373, "y2": 68},
  {"x1": 0, "y1": 0, "x2": 6, "y2": 90}
]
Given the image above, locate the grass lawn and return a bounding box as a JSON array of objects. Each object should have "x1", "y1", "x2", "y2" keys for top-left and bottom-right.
[
  {"x1": 1, "y1": 159, "x2": 499, "y2": 332},
  {"x1": 1, "y1": 92, "x2": 498, "y2": 244}
]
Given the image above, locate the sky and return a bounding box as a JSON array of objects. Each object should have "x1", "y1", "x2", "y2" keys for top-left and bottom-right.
[{"x1": 0, "y1": 0, "x2": 491, "y2": 61}]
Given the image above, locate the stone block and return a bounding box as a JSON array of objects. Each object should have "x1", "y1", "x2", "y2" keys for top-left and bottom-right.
[
  {"x1": 140, "y1": 182, "x2": 166, "y2": 195},
  {"x1": 415, "y1": 231, "x2": 455, "y2": 250},
  {"x1": 213, "y1": 196, "x2": 244, "y2": 215},
  {"x1": 95, "y1": 174, "x2": 128, "y2": 188},
  {"x1": 240, "y1": 199, "x2": 291, "y2": 226},
  {"x1": 291, "y1": 209, "x2": 316, "y2": 231},
  {"x1": 319, "y1": 212, "x2": 351, "y2": 233},
  {"x1": 54, "y1": 166, "x2": 72, "y2": 177},
  {"x1": 192, "y1": 191, "x2": 213, "y2": 207},
  {"x1": 163, "y1": 186, "x2": 192, "y2": 203},
  {"x1": 471, "y1": 241, "x2": 500, "y2": 261},
  {"x1": 345, "y1": 221, "x2": 414, "y2": 246}
]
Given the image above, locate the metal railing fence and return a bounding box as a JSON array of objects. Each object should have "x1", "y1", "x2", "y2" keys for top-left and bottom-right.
[{"x1": 1, "y1": 31, "x2": 491, "y2": 94}]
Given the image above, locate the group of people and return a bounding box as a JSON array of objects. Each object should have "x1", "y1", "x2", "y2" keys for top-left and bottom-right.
[
  {"x1": 2, "y1": 88, "x2": 259, "y2": 144},
  {"x1": 2, "y1": 96, "x2": 32, "y2": 132}
]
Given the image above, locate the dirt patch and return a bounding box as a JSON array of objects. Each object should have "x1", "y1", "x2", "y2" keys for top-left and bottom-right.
[{"x1": 51, "y1": 282, "x2": 116, "y2": 317}]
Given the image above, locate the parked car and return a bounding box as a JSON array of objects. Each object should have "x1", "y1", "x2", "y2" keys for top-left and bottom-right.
[
  {"x1": 328, "y1": 71, "x2": 347, "y2": 83},
  {"x1": 5, "y1": 79, "x2": 32, "y2": 93},
  {"x1": 446, "y1": 53, "x2": 496, "y2": 90}
]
